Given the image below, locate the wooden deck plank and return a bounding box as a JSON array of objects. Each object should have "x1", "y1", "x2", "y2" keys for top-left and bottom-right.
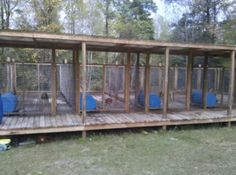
[
  {"x1": 50, "y1": 116, "x2": 57, "y2": 127},
  {"x1": 1, "y1": 109, "x2": 236, "y2": 136},
  {"x1": 1, "y1": 117, "x2": 12, "y2": 129},
  {"x1": 28, "y1": 117, "x2": 35, "y2": 128},
  {"x1": 39, "y1": 116, "x2": 45, "y2": 128},
  {"x1": 19, "y1": 116, "x2": 27, "y2": 129},
  {"x1": 69, "y1": 114, "x2": 77, "y2": 126},
  {"x1": 14, "y1": 117, "x2": 24, "y2": 129}
]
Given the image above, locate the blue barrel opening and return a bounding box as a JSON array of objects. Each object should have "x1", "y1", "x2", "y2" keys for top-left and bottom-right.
[
  {"x1": 80, "y1": 93, "x2": 97, "y2": 111},
  {"x1": 138, "y1": 90, "x2": 161, "y2": 109},
  {"x1": 2, "y1": 92, "x2": 18, "y2": 114},
  {"x1": 192, "y1": 90, "x2": 217, "y2": 107}
]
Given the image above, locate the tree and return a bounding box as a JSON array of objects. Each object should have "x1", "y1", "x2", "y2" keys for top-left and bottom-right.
[
  {"x1": 170, "y1": 0, "x2": 226, "y2": 44},
  {"x1": 31, "y1": 0, "x2": 62, "y2": 33},
  {"x1": 220, "y1": 1, "x2": 236, "y2": 44},
  {"x1": 113, "y1": 0, "x2": 157, "y2": 39},
  {"x1": 0, "y1": 0, "x2": 19, "y2": 29}
]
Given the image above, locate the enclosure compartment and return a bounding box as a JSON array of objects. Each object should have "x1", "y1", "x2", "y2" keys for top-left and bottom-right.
[
  {"x1": 138, "y1": 91, "x2": 161, "y2": 109},
  {"x1": 192, "y1": 90, "x2": 217, "y2": 107}
]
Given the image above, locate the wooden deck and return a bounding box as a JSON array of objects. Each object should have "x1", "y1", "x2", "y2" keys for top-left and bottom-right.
[{"x1": 0, "y1": 109, "x2": 236, "y2": 136}]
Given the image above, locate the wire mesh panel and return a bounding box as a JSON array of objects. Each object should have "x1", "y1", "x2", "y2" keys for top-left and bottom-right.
[
  {"x1": 39, "y1": 64, "x2": 51, "y2": 91},
  {"x1": 0, "y1": 64, "x2": 7, "y2": 92},
  {"x1": 178, "y1": 68, "x2": 186, "y2": 90},
  {"x1": 0, "y1": 61, "x2": 76, "y2": 116},
  {"x1": 16, "y1": 63, "x2": 52, "y2": 115},
  {"x1": 193, "y1": 68, "x2": 203, "y2": 90},
  {"x1": 16, "y1": 64, "x2": 38, "y2": 91},
  {"x1": 150, "y1": 66, "x2": 163, "y2": 93},
  {"x1": 129, "y1": 66, "x2": 140, "y2": 110},
  {"x1": 59, "y1": 63, "x2": 75, "y2": 114},
  {"x1": 104, "y1": 65, "x2": 125, "y2": 111},
  {"x1": 167, "y1": 67, "x2": 186, "y2": 110},
  {"x1": 86, "y1": 65, "x2": 103, "y2": 111}
]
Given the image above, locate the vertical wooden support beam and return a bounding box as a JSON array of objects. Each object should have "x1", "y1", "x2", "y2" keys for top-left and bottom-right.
[
  {"x1": 220, "y1": 67, "x2": 225, "y2": 105},
  {"x1": 51, "y1": 49, "x2": 57, "y2": 116},
  {"x1": 73, "y1": 49, "x2": 80, "y2": 114},
  {"x1": 158, "y1": 65, "x2": 162, "y2": 90},
  {"x1": 163, "y1": 48, "x2": 170, "y2": 118},
  {"x1": 202, "y1": 55, "x2": 208, "y2": 110},
  {"x1": 114, "y1": 65, "x2": 119, "y2": 100},
  {"x1": 82, "y1": 130, "x2": 87, "y2": 138},
  {"x1": 102, "y1": 64, "x2": 106, "y2": 110},
  {"x1": 12, "y1": 61, "x2": 16, "y2": 93},
  {"x1": 186, "y1": 50, "x2": 193, "y2": 110},
  {"x1": 82, "y1": 42, "x2": 87, "y2": 123},
  {"x1": 145, "y1": 53, "x2": 150, "y2": 113},
  {"x1": 135, "y1": 53, "x2": 140, "y2": 106},
  {"x1": 125, "y1": 52, "x2": 131, "y2": 112},
  {"x1": 227, "y1": 50, "x2": 235, "y2": 117}
]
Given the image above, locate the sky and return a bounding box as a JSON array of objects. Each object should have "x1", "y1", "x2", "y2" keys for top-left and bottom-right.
[{"x1": 154, "y1": 0, "x2": 187, "y2": 23}]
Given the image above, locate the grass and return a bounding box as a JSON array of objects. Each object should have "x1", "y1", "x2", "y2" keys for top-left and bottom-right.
[{"x1": 1, "y1": 125, "x2": 236, "y2": 175}]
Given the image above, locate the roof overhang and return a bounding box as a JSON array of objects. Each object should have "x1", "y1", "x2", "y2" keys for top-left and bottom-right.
[{"x1": 0, "y1": 30, "x2": 235, "y2": 57}]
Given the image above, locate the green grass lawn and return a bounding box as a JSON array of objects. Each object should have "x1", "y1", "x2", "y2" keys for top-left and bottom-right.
[{"x1": 1, "y1": 126, "x2": 236, "y2": 175}]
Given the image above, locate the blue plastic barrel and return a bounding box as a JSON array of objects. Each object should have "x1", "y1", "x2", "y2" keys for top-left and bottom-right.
[
  {"x1": 0, "y1": 94, "x2": 3, "y2": 124},
  {"x1": 138, "y1": 91, "x2": 161, "y2": 109},
  {"x1": 192, "y1": 90, "x2": 217, "y2": 107},
  {"x1": 2, "y1": 92, "x2": 17, "y2": 114},
  {"x1": 80, "y1": 93, "x2": 97, "y2": 111}
]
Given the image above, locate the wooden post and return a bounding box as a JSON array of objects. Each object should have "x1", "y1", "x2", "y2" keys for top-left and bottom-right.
[
  {"x1": 145, "y1": 53, "x2": 150, "y2": 113},
  {"x1": 12, "y1": 61, "x2": 16, "y2": 93},
  {"x1": 73, "y1": 49, "x2": 80, "y2": 115},
  {"x1": 186, "y1": 50, "x2": 193, "y2": 110},
  {"x1": 220, "y1": 67, "x2": 225, "y2": 105},
  {"x1": 227, "y1": 50, "x2": 235, "y2": 117},
  {"x1": 163, "y1": 48, "x2": 170, "y2": 118},
  {"x1": 202, "y1": 55, "x2": 208, "y2": 110},
  {"x1": 135, "y1": 53, "x2": 140, "y2": 106},
  {"x1": 82, "y1": 130, "x2": 87, "y2": 138},
  {"x1": 158, "y1": 65, "x2": 162, "y2": 90},
  {"x1": 102, "y1": 64, "x2": 106, "y2": 110},
  {"x1": 114, "y1": 65, "x2": 119, "y2": 100},
  {"x1": 82, "y1": 42, "x2": 87, "y2": 123},
  {"x1": 51, "y1": 49, "x2": 57, "y2": 116},
  {"x1": 125, "y1": 52, "x2": 131, "y2": 112}
]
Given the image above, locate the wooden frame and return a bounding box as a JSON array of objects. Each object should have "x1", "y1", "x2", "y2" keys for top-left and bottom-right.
[
  {"x1": 73, "y1": 48, "x2": 80, "y2": 114},
  {"x1": 82, "y1": 42, "x2": 87, "y2": 123},
  {"x1": 125, "y1": 52, "x2": 131, "y2": 112},
  {"x1": 186, "y1": 50, "x2": 193, "y2": 110},
  {"x1": 227, "y1": 51, "x2": 235, "y2": 116},
  {"x1": 1, "y1": 31, "x2": 236, "y2": 136},
  {"x1": 1, "y1": 31, "x2": 235, "y2": 53},
  {"x1": 202, "y1": 55, "x2": 208, "y2": 109},
  {"x1": 135, "y1": 53, "x2": 140, "y2": 106},
  {"x1": 144, "y1": 53, "x2": 150, "y2": 113},
  {"x1": 163, "y1": 48, "x2": 170, "y2": 118},
  {"x1": 51, "y1": 49, "x2": 57, "y2": 116}
]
